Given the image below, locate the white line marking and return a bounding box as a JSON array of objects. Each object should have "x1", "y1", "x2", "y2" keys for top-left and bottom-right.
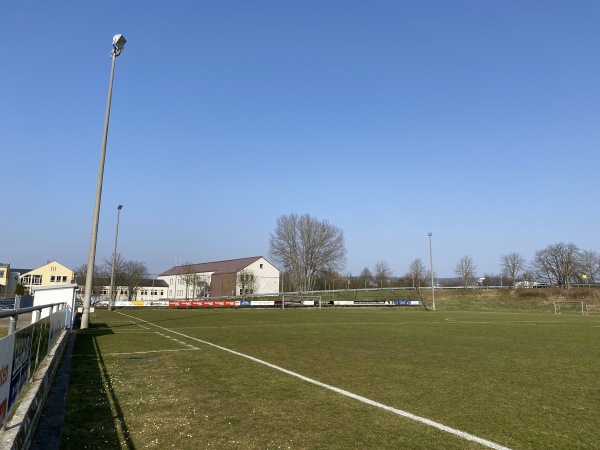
[
  {"x1": 118, "y1": 312, "x2": 511, "y2": 450},
  {"x1": 73, "y1": 349, "x2": 199, "y2": 357},
  {"x1": 105, "y1": 348, "x2": 199, "y2": 356}
]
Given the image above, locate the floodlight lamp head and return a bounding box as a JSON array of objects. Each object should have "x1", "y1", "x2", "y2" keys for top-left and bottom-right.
[
  {"x1": 428, "y1": 232, "x2": 432, "y2": 237},
  {"x1": 117, "y1": 204, "x2": 123, "y2": 210},
  {"x1": 111, "y1": 34, "x2": 126, "y2": 56}
]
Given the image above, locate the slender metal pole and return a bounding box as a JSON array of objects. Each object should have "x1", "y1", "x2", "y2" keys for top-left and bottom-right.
[
  {"x1": 108, "y1": 205, "x2": 123, "y2": 311},
  {"x1": 81, "y1": 51, "x2": 118, "y2": 329},
  {"x1": 8, "y1": 315, "x2": 18, "y2": 335},
  {"x1": 428, "y1": 232, "x2": 435, "y2": 311}
]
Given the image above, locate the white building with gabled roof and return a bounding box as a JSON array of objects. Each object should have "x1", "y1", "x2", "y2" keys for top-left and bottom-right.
[{"x1": 158, "y1": 256, "x2": 279, "y2": 299}]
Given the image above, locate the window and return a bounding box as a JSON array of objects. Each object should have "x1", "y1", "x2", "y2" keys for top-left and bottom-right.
[
  {"x1": 22, "y1": 274, "x2": 42, "y2": 285},
  {"x1": 260, "y1": 264, "x2": 263, "y2": 269},
  {"x1": 50, "y1": 275, "x2": 68, "y2": 283},
  {"x1": 141, "y1": 290, "x2": 148, "y2": 296},
  {"x1": 151, "y1": 290, "x2": 157, "y2": 296}
]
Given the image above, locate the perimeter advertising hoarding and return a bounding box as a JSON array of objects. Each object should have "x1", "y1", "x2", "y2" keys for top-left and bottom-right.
[
  {"x1": 238, "y1": 301, "x2": 275, "y2": 307},
  {"x1": 132, "y1": 301, "x2": 171, "y2": 307},
  {"x1": 112, "y1": 301, "x2": 170, "y2": 307},
  {"x1": 0, "y1": 333, "x2": 15, "y2": 428},
  {"x1": 0, "y1": 309, "x2": 66, "y2": 429},
  {"x1": 9, "y1": 325, "x2": 33, "y2": 413},
  {"x1": 145, "y1": 301, "x2": 170, "y2": 307},
  {"x1": 332, "y1": 300, "x2": 423, "y2": 306},
  {"x1": 168, "y1": 300, "x2": 237, "y2": 308}
]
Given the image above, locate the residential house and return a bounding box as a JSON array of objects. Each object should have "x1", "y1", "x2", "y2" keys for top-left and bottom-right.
[{"x1": 20, "y1": 261, "x2": 75, "y2": 294}]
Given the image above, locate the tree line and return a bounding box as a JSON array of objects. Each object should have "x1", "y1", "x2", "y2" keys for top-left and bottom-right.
[
  {"x1": 269, "y1": 213, "x2": 599, "y2": 291},
  {"x1": 75, "y1": 254, "x2": 150, "y2": 301}
]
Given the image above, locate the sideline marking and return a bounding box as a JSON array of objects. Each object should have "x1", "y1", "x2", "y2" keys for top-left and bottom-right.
[
  {"x1": 106, "y1": 348, "x2": 199, "y2": 356},
  {"x1": 74, "y1": 348, "x2": 199, "y2": 357},
  {"x1": 118, "y1": 312, "x2": 510, "y2": 450}
]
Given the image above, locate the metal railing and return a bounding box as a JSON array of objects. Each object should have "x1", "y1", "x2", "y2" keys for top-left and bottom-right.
[{"x1": 0, "y1": 302, "x2": 67, "y2": 335}]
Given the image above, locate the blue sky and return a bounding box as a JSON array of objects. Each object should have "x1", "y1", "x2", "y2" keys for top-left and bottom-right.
[{"x1": 2, "y1": 1, "x2": 598, "y2": 278}]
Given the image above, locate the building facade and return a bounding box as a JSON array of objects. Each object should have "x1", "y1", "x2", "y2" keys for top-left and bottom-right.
[
  {"x1": 20, "y1": 261, "x2": 75, "y2": 294},
  {"x1": 0, "y1": 263, "x2": 9, "y2": 295},
  {"x1": 158, "y1": 256, "x2": 280, "y2": 299}
]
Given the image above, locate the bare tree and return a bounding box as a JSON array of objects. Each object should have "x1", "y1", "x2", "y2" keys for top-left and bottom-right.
[
  {"x1": 407, "y1": 258, "x2": 427, "y2": 288},
  {"x1": 374, "y1": 261, "x2": 392, "y2": 287},
  {"x1": 269, "y1": 213, "x2": 347, "y2": 292},
  {"x1": 481, "y1": 273, "x2": 502, "y2": 286},
  {"x1": 359, "y1": 267, "x2": 373, "y2": 288},
  {"x1": 102, "y1": 253, "x2": 128, "y2": 300},
  {"x1": 578, "y1": 250, "x2": 600, "y2": 284},
  {"x1": 192, "y1": 274, "x2": 209, "y2": 298},
  {"x1": 237, "y1": 269, "x2": 258, "y2": 299},
  {"x1": 75, "y1": 262, "x2": 107, "y2": 299},
  {"x1": 317, "y1": 268, "x2": 342, "y2": 290},
  {"x1": 454, "y1": 255, "x2": 476, "y2": 288},
  {"x1": 179, "y1": 262, "x2": 198, "y2": 299},
  {"x1": 499, "y1": 252, "x2": 526, "y2": 288},
  {"x1": 530, "y1": 242, "x2": 580, "y2": 288},
  {"x1": 121, "y1": 260, "x2": 150, "y2": 300}
]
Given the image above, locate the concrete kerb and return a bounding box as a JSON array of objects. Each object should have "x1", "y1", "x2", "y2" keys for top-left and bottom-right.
[{"x1": 1, "y1": 329, "x2": 71, "y2": 450}]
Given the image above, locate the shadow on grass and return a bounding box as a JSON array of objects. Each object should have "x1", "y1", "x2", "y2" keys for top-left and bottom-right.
[{"x1": 60, "y1": 323, "x2": 135, "y2": 450}]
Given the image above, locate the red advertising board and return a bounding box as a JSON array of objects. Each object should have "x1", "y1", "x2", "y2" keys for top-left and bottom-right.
[{"x1": 169, "y1": 300, "x2": 236, "y2": 308}]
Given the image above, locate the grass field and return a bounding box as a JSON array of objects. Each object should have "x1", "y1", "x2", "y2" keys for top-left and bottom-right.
[{"x1": 61, "y1": 306, "x2": 600, "y2": 449}]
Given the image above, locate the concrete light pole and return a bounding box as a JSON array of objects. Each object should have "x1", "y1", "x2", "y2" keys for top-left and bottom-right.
[
  {"x1": 81, "y1": 35, "x2": 126, "y2": 329},
  {"x1": 108, "y1": 204, "x2": 123, "y2": 312},
  {"x1": 428, "y1": 232, "x2": 435, "y2": 312}
]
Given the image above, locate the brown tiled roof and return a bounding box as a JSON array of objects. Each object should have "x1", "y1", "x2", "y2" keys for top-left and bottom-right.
[{"x1": 159, "y1": 256, "x2": 268, "y2": 277}]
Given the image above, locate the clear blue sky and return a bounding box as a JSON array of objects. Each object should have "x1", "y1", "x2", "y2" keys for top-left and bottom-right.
[{"x1": 2, "y1": 1, "x2": 598, "y2": 278}]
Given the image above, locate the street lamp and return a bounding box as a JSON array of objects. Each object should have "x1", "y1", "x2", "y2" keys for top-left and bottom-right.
[
  {"x1": 108, "y1": 204, "x2": 123, "y2": 312},
  {"x1": 81, "y1": 34, "x2": 127, "y2": 329},
  {"x1": 428, "y1": 232, "x2": 435, "y2": 311}
]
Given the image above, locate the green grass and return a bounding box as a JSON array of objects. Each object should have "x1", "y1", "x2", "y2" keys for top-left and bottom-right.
[
  {"x1": 309, "y1": 286, "x2": 600, "y2": 313},
  {"x1": 61, "y1": 306, "x2": 600, "y2": 449}
]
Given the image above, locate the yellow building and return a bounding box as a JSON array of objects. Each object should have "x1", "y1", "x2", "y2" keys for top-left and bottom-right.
[{"x1": 20, "y1": 261, "x2": 75, "y2": 294}]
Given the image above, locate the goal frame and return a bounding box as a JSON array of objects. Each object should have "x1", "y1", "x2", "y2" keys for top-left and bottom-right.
[{"x1": 554, "y1": 301, "x2": 588, "y2": 315}]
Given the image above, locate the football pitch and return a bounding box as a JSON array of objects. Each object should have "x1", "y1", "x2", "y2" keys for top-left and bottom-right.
[{"x1": 62, "y1": 308, "x2": 600, "y2": 449}]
